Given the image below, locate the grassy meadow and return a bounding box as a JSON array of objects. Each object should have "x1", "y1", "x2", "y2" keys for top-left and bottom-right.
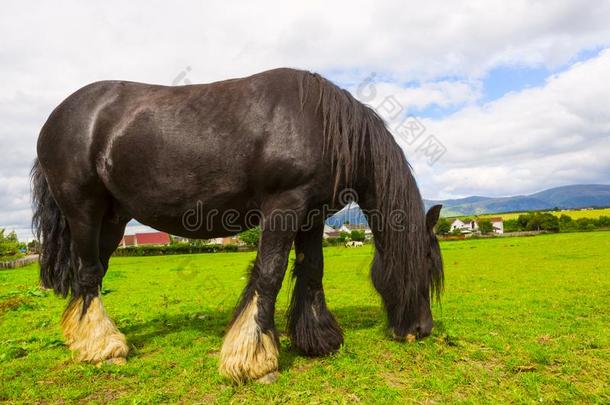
[{"x1": 1, "y1": 232, "x2": 609, "y2": 403}]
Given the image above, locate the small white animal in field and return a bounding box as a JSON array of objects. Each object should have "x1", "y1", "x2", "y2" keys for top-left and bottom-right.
[{"x1": 345, "y1": 241, "x2": 364, "y2": 247}]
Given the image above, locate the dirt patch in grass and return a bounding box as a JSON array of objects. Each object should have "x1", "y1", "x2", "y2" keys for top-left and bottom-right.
[
  {"x1": 0, "y1": 296, "x2": 30, "y2": 315},
  {"x1": 537, "y1": 335, "x2": 552, "y2": 345}
]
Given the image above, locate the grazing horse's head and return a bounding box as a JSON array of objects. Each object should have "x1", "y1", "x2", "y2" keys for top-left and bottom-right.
[
  {"x1": 409, "y1": 204, "x2": 444, "y2": 338},
  {"x1": 370, "y1": 204, "x2": 444, "y2": 341}
]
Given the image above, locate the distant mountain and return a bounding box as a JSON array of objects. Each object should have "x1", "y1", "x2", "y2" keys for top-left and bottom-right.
[
  {"x1": 326, "y1": 203, "x2": 368, "y2": 228},
  {"x1": 425, "y1": 184, "x2": 610, "y2": 216},
  {"x1": 325, "y1": 184, "x2": 610, "y2": 226}
]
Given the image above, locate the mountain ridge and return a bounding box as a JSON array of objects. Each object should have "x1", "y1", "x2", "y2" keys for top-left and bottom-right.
[
  {"x1": 326, "y1": 184, "x2": 610, "y2": 226},
  {"x1": 426, "y1": 184, "x2": 610, "y2": 216}
]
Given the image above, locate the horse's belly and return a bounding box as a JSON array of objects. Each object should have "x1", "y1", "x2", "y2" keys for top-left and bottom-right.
[
  {"x1": 111, "y1": 184, "x2": 256, "y2": 239},
  {"x1": 130, "y1": 200, "x2": 255, "y2": 239}
]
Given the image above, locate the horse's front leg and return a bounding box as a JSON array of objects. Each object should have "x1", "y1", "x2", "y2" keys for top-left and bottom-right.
[
  {"x1": 219, "y1": 197, "x2": 303, "y2": 383},
  {"x1": 288, "y1": 224, "x2": 343, "y2": 356}
]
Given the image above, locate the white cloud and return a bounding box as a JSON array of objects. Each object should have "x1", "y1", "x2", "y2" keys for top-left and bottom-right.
[
  {"x1": 416, "y1": 50, "x2": 610, "y2": 198},
  {"x1": 350, "y1": 80, "x2": 482, "y2": 113}
]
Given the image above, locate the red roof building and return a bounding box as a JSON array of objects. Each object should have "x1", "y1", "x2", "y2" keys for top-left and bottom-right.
[
  {"x1": 122, "y1": 235, "x2": 136, "y2": 247},
  {"x1": 120, "y1": 232, "x2": 171, "y2": 247}
]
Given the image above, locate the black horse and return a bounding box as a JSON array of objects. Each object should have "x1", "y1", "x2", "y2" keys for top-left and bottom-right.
[{"x1": 32, "y1": 68, "x2": 443, "y2": 383}]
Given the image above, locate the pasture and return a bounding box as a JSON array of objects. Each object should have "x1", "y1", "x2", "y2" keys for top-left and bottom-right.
[{"x1": 1, "y1": 232, "x2": 609, "y2": 403}]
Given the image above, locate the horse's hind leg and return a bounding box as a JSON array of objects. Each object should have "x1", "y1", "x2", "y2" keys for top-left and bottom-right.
[
  {"x1": 288, "y1": 224, "x2": 343, "y2": 356},
  {"x1": 219, "y1": 193, "x2": 304, "y2": 383},
  {"x1": 61, "y1": 202, "x2": 129, "y2": 364},
  {"x1": 99, "y1": 216, "x2": 128, "y2": 273}
]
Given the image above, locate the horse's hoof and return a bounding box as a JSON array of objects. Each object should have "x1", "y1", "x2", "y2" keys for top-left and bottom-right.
[
  {"x1": 391, "y1": 332, "x2": 417, "y2": 342},
  {"x1": 256, "y1": 371, "x2": 279, "y2": 384},
  {"x1": 99, "y1": 357, "x2": 127, "y2": 366}
]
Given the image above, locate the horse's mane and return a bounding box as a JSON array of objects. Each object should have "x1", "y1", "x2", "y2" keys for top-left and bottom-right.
[{"x1": 298, "y1": 71, "x2": 443, "y2": 323}]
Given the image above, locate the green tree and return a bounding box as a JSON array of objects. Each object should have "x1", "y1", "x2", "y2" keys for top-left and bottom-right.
[
  {"x1": 575, "y1": 218, "x2": 593, "y2": 231},
  {"x1": 350, "y1": 230, "x2": 365, "y2": 242},
  {"x1": 557, "y1": 214, "x2": 574, "y2": 231},
  {"x1": 596, "y1": 216, "x2": 610, "y2": 228},
  {"x1": 0, "y1": 229, "x2": 20, "y2": 259},
  {"x1": 338, "y1": 231, "x2": 351, "y2": 242},
  {"x1": 503, "y1": 219, "x2": 521, "y2": 233},
  {"x1": 525, "y1": 214, "x2": 541, "y2": 231},
  {"x1": 478, "y1": 219, "x2": 494, "y2": 235},
  {"x1": 517, "y1": 214, "x2": 530, "y2": 230},
  {"x1": 523, "y1": 213, "x2": 559, "y2": 232},
  {"x1": 239, "y1": 227, "x2": 261, "y2": 247},
  {"x1": 538, "y1": 213, "x2": 559, "y2": 232},
  {"x1": 27, "y1": 239, "x2": 40, "y2": 253},
  {"x1": 435, "y1": 218, "x2": 451, "y2": 235},
  {"x1": 188, "y1": 238, "x2": 208, "y2": 247}
]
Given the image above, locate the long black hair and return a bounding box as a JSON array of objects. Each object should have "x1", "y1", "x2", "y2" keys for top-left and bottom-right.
[
  {"x1": 299, "y1": 72, "x2": 443, "y2": 332},
  {"x1": 31, "y1": 158, "x2": 73, "y2": 297}
]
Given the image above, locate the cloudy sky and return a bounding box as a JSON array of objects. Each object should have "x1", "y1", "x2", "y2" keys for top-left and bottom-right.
[{"x1": 2, "y1": 0, "x2": 610, "y2": 239}]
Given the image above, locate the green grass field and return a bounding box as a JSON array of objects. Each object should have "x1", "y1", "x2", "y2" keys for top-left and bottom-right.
[{"x1": 1, "y1": 232, "x2": 609, "y2": 403}]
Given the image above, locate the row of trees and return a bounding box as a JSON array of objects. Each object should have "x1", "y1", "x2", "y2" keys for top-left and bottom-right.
[
  {"x1": 504, "y1": 213, "x2": 561, "y2": 232},
  {"x1": 236, "y1": 226, "x2": 367, "y2": 248},
  {"x1": 325, "y1": 229, "x2": 366, "y2": 246},
  {"x1": 435, "y1": 213, "x2": 610, "y2": 236},
  {"x1": 504, "y1": 213, "x2": 610, "y2": 233}
]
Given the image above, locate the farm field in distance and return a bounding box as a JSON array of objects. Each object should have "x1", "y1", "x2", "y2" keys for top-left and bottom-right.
[
  {"x1": 449, "y1": 207, "x2": 610, "y2": 221},
  {"x1": 1, "y1": 232, "x2": 609, "y2": 403}
]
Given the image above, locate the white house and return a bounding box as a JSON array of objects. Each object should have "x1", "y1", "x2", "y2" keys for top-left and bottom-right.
[
  {"x1": 322, "y1": 224, "x2": 340, "y2": 239},
  {"x1": 450, "y1": 217, "x2": 504, "y2": 235},
  {"x1": 488, "y1": 217, "x2": 504, "y2": 234},
  {"x1": 324, "y1": 223, "x2": 373, "y2": 240},
  {"x1": 339, "y1": 224, "x2": 351, "y2": 233},
  {"x1": 450, "y1": 218, "x2": 478, "y2": 234}
]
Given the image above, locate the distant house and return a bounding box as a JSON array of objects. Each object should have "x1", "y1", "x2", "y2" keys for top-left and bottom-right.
[
  {"x1": 487, "y1": 217, "x2": 504, "y2": 234},
  {"x1": 338, "y1": 224, "x2": 351, "y2": 233},
  {"x1": 324, "y1": 223, "x2": 373, "y2": 240},
  {"x1": 209, "y1": 236, "x2": 243, "y2": 246},
  {"x1": 323, "y1": 224, "x2": 340, "y2": 239},
  {"x1": 450, "y1": 218, "x2": 478, "y2": 234},
  {"x1": 122, "y1": 235, "x2": 137, "y2": 247},
  {"x1": 120, "y1": 232, "x2": 171, "y2": 247},
  {"x1": 450, "y1": 217, "x2": 504, "y2": 235},
  {"x1": 343, "y1": 223, "x2": 373, "y2": 239}
]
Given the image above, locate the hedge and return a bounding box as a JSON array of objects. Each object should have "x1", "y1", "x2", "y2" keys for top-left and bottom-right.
[{"x1": 113, "y1": 243, "x2": 239, "y2": 257}]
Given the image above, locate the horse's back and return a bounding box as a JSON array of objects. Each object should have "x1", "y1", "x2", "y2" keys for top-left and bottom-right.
[{"x1": 36, "y1": 69, "x2": 329, "y2": 236}]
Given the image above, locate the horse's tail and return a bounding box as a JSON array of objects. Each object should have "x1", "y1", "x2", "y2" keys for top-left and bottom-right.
[
  {"x1": 31, "y1": 158, "x2": 73, "y2": 297},
  {"x1": 300, "y1": 71, "x2": 431, "y2": 330}
]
